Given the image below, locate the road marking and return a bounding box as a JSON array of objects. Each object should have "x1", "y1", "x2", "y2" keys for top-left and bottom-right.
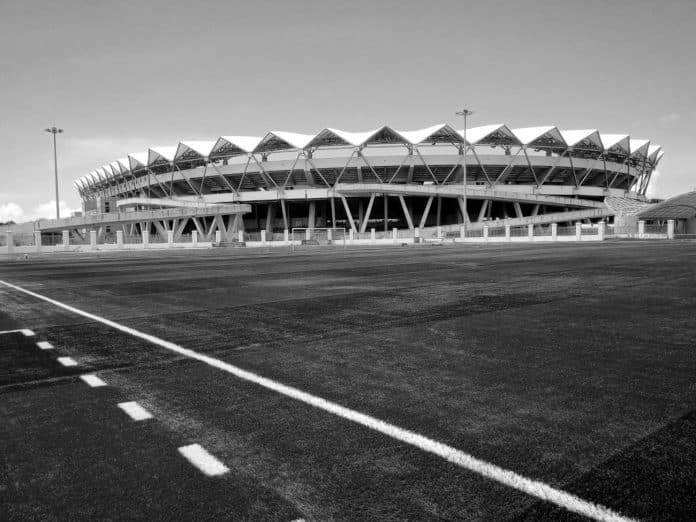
[
  {"x1": 178, "y1": 444, "x2": 229, "y2": 476},
  {"x1": 0, "y1": 278, "x2": 634, "y2": 522},
  {"x1": 37, "y1": 341, "x2": 54, "y2": 350},
  {"x1": 0, "y1": 329, "x2": 35, "y2": 336},
  {"x1": 57, "y1": 356, "x2": 78, "y2": 367},
  {"x1": 80, "y1": 374, "x2": 107, "y2": 387},
  {"x1": 117, "y1": 401, "x2": 153, "y2": 421}
]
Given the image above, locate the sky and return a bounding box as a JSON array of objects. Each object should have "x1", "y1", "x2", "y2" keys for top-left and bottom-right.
[{"x1": 1, "y1": 0, "x2": 694, "y2": 222}]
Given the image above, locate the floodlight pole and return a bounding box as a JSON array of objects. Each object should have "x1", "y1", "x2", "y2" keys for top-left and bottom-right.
[
  {"x1": 455, "y1": 109, "x2": 473, "y2": 231},
  {"x1": 44, "y1": 126, "x2": 64, "y2": 219}
]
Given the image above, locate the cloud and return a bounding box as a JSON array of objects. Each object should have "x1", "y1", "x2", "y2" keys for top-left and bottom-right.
[
  {"x1": 0, "y1": 202, "x2": 25, "y2": 222},
  {"x1": 659, "y1": 113, "x2": 680, "y2": 123},
  {"x1": 0, "y1": 200, "x2": 80, "y2": 223}
]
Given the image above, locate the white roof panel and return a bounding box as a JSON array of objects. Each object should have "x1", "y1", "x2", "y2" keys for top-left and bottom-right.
[
  {"x1": 647, "y1": 144, "x2": 662, "y2": 161},
  {"x1": 395, "y1": 124, "x2": 464, "y2": 145},
  {"x1": 211, "y1": 136, "x2": 263, "y2": 157},
  {"x1": 306, "y1": 128, "x2": 354, "y2": 148},
  {"x1": 560, "y1": 129, "x2": 601, "y2": 148},
  {"x1": 148, "y1": 146, "x2": 177, "y2": 166},
  {"x1": 512, "y1": 126, "x2": 564, "y2": 146},
  {"x1": 254, "y1": 131, "x2": 316, "y2": 153},
  {"x1": 600, "y1": 134, "x2": 630, "y2": 153},
  {"x1": 116, "y1": 157, "x2": 131, "y2": 173},
  {"x1": 629, "y1": 138, "x2": 650, "y2": 158},
  {"x1": 462, "y1": 124, "x2": 519, "y2": 146},
  {"x1": 325, "y1": 127, "x2": 383, "y2": 147},
  {"x1": 175, "y1": 140, "x2": 216, "y2": 160},
  {"x1": 128, "y1": 152, "x2": 149, "y2": 170}
]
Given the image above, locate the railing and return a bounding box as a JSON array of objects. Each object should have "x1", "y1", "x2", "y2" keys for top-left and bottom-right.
[
  {"x1": 557, "y1": 226, "x2": 576, "y2": 236},
  {"x1": 535, "y1": 225, "x2": 552, "y2": 237},
  {"x1": 12, "y1": 233, "x2": 35, "y2": 246},
  {"x1": 243, "y1": 232, "x2": 262, "y2": 242},
  {"x1": 644, "y1": 224, "x2": 667, "y2": 234}
]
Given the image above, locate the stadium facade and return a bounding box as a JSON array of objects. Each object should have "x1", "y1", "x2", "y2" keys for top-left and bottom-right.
[{"x1": 67, "y1": 124, "x2": 663, "y2": 240}]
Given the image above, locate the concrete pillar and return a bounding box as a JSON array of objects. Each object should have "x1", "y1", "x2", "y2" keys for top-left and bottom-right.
[
  {"x1": 265, "y1": 204, "x2": 275, "y2": 235},
  {"x1": 505, "y1": 225, "x2": 511, "y2": 241},
  {"x1": 349, "y1": 229, "x2": 354, "y2": 242},
  {"x1": 667, "y1": 219, "x2": 675, "y2": 239},
  {"x1": 370, "y1": 228, "x2": 376, "y2": 243},
  {"x1": 436, "y1": 226, "x2": 442, "y2": 239},
  {"x1": 528, "y1": 223, "x2": 534, "y2": 239},
  {"x1": 551, "y1": 223, "x2": 558, "y2": 240},
  {"x1": 638, "y1": 220, "x2": 645, "y2": 238},
  {"x1": 575, "y1": 222, "x2": 582, "y2": 241},
  {"x1": 116, "y1": 230, "x2": 124, "y2": 247},
  {"x1": 215, "y1": 230, "x2": 221, "y2": 244},
  {"x1": 261, "y1": 230, "x2": 267, "y2": 244},
  {"x1": 327, "y1": 229, "x2": 332, "y2": 241},
  {"x1": 6, "y1": 231, "x2": 13, "y2": 254},
  {"x1": 598, "y1": 222, "x2": 605, "y2": 241},
  {"x1": 34, "y1": 231, "x2": 42, "y2": 252},
  {"x1": 283, "y1": 229, "x2": 289, "y2": 242},
  {"x1": 192, "y1": 230, "x2": 198, "y2": 246},
  {"x1": 414, "y1": 227, "x2": 420, "y2": 238},
  {"x1": 483, "y1": 226, "x2": 489, "y2": 240},
  {"x1": 142, "y1": 230, "x2": 149, "y2": 248},
  {"x1": 238, "y1": 230, "x2": 244, "y2": 243},
  {"x1": 167, "y1": 230, "x2": 174, "y2": 247},
  {"x1": 62, "y1": 230, "x2": 69, "y2": 250},
  {"x1": 392, "y1": 228, "x2": 397, "y2": 242},
  {"x1": 89, "y1": 230, "x2": 97, "y2": 250},
  {"x1": 460, "y1": 225, "x2": 465, "y2": 239},
  {"x1": 308, "y1": 201, "x2": 316, "y2": 229},
  {"x1": 305, "y1": 229, "x2": 311, "y2": 241}
]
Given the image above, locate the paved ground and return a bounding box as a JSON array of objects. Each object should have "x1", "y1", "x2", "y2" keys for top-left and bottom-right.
[{"x1": 1, "y1": 241, "x2": 695, "y2": 521}]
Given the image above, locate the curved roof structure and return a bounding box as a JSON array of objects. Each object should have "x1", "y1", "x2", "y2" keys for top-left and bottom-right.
[{"x1": 74, "y1": 123, "x2": 661, "y2": 196}]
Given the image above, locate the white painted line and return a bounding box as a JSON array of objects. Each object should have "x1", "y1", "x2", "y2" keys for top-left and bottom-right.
[
  {"x1": 57, "y1": 356, "x2": 78, "y2": 367},
  {"x1": 178, "y1": 444, "x2": 229, "y2": 476},
  {"x1": 0, "y1": 278, "x2": 634, "y2": 522},
  {"x1": 37, "y1": 341, "x2": 54, "y2": 350},
  {"x1": 0, "y1": 329, "x2": 35, "y2": 336},
  {"x1": 80, "y1": 374, "x2": 107, "y2": 387},
  {"x1": 117, "y1": 401, "x2": 153, "y2": 421}
]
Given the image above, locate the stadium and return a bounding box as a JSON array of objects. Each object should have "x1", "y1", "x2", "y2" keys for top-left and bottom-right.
[{"x1": 67, "y1": 123, "x2": 663, "y2": 241}]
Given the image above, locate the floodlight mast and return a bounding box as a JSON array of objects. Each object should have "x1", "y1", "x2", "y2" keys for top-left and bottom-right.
[
  {"x1": 455, "y1": 109, "x2": 473, "y2": 233},
  {"x1": 44, "y1": 126, "x2": 64, "y2": 219}
]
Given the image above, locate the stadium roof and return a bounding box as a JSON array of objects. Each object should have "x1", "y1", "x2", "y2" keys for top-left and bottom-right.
[
  {"x1": 638, "y1": 191, "x2": 696, "y2": 220},
  {"x1": 74, "y1": 123, "x2": 660, "y2": 189}
]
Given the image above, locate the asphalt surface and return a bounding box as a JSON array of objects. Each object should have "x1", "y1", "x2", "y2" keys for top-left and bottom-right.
[{"x1": 1, "y1": 241, "x2": 695, "y2": 521}]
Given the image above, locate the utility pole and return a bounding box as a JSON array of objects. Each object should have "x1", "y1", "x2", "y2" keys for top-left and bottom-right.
[
  {"x1": 44, "y1": 126, "x2": 64, "y2": 219},
  {"x1": 455, "y1": 109, "x2": 473, "y2": 232}
]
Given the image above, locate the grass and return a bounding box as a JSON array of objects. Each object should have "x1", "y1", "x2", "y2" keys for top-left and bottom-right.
[{"x1": 1, "y1": 241, "x2": 695, "y2": 520}]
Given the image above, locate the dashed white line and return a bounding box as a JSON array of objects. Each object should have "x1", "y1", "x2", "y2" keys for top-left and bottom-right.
[
  {"x1": 37, "y1": 341, "x2": 54, "y2": 350},
  {"x1": 0, "y1": 329, "x2": 35, "y2": 336},
  {"x1": 117, "y1": 401, "x2": 153, "y2": 421},
  {"x1": 178, "y1": 444, "x2": 229, "y2": 476},
  {"x1": 80, "y1": 374, "x2": 107, "y2": 387},
  {"x1": 0, "y1": 278, "x2": 635, "y2": 522},
  {"x1": 57, "y1": 356, "x2": 78, "y2": 367}
]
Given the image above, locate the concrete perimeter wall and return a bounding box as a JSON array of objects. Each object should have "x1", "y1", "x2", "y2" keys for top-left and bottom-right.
[{"x1": 1, "y1": 220, "x2": 676, "y2": 256}]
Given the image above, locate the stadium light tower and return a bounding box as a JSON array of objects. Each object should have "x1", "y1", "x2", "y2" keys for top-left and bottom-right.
[
  {"x1": 44, "y1": 126, "x2": 64, "y2": 220},
  {"x1": 455, "y1": 109, "x2": 473, "y2": 231}
]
